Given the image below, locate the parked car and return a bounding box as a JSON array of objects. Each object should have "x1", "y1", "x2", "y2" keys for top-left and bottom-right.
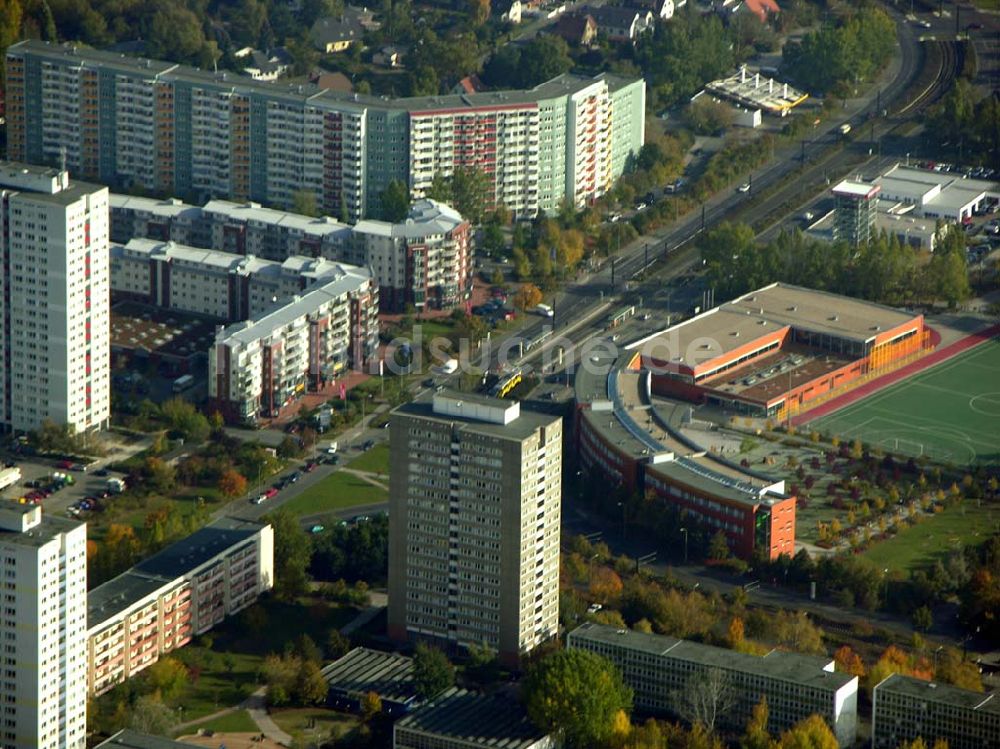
[
  {"x1": 303, "y1": 461, "x2": 318, "y2": 473},
  {"x1": 93, "y1": 469, "x2": 109, "y2": 477}
]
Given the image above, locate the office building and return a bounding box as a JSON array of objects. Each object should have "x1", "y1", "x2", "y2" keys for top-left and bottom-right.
[
  {"x1": 872, "y1": 674, "x2": 1000, "y2": 749},
  {"x1": 394, "y1": 688, "x2": 554, "y2": 749},
  {"x1": 6, "y1": 41, "x2": 644, "y2": 221},
  {"x1": 0, "y1": 503, "x2": 88, "y2": 749},
  {"x1": 111, "y1": 195, "x2": 471, "y2": 311},
  {"x1": 568, "y1": 622, "x2": 858, "y2": 747},
  {"x1": 832, "y1": 179, "x2": 880, "y2": 247},
  {"x1": 874, "y1": 164, "x2": 1000, "y2": 223},
  {"x1": 87, "y1": 518, "x2": 273, "y2": 696},
  {"x1": 388, "y1": 392, "x2": 562, "y2": 664},
  {"x1": 0, "y1": 162, "x2": 110, "y2": 434}
]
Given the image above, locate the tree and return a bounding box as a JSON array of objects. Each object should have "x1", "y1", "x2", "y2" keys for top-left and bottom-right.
[
  {"x1": 467, "y1": 0, "x2": 489, "y2": 25},
  {"x1": 523, "y1": 649, "x2": 633, "y2": 749},
  {"x1": 160, "y1": 398, "x2": 210, "y2": 442},
  {"x1": 292, "y1": 189, "x2": 319, "y2": 217},
  {"x1": 512, "y1": 283, "x2": 543, "y2": 311},
  {"x1": 413, "y1": 643, "x2": 455, "y2": 700},
  {"x1": 833, "y1": 645, "x2": 866, "y2": 679},
  {"x1": 294, "y1": 659, "x2": 329, "y2": 704},
  {"x1": 379, "y1": 179, "x2": 411, "y2": 222},
  {"x1": 265, "y1": 509, "x2": 313, "y2": 600},
  {"x1": 742, "y1": 698, "x2": 779, "y2": 749},
  {"x1": 912, "y1": 605, "x2": 933, "y2": 632},
  {"x1": 708, "y1": 530, "x2": 730, "y2": 561},
  {"x1": 450, "y1": 166, "x2": 492, "y2": 225},
  {"x1": 326, "y1": 629, "x2": 351, "y2": 660},
  {"x1": 778, "y1": 715, "x2": 838, "y2": 749},
  {"x1": 145, "y1": 4, "x2": 210, "y2": 66},
  {"x1": 360, "y1": 690, "x2": 383, "y2": 720},
  {"x1": 589, "y1": 567, "x2": 624, "y2": 603},
  {"x1": 673, "y1": 667, "x2": 735, "y2": 733},
  {"x1": 686, "y1": 97, "x2": 735, "y2": 135},
  {"x1": 0, "y1": 0, "x2": 23, "y2": 81},
  {"x1": 218, "y1": 468, "x2": 249, "y2": 498},
  {"x1": 127, "y1": 694, "x2": 177, "y2": 736},
  {"x1": 482, "y1": 35, "x2": 572, "y2": 89},
  {"x1": 146, "y1": 657, "x2": 188, "y2": 700},
  {"x1": 728, "y1": 616, "x2": 746, "y2": 648}
]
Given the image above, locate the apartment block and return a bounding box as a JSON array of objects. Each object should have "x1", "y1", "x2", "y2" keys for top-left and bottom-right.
[
  {"x1": 872, "y1": 674, "x2": 1000, "y2": 749},
  {"x1": 388, "y1": 392, "x2": 562, "y2": 665},
  {"x1": 7, "y1": 41, "x2": 644, "y2": 220},
  {"x1": 0, "y1": 162, "x2": 111, "y2": 434},
  {"x1": 208, "y1": 265, "x2": 377, "y2": 423},
  {"x1": 87, "y1": 518, "x2": 273, "y2": 696},
  {"x1": 0, "y1": 503, "x2": 88, "y2": 749},
  {"x1": 111, "y1": 195, "x2": 471, "y2": 311},
  {"x1": 568, "y1": 623, "x2": 858, "y2": 747}
]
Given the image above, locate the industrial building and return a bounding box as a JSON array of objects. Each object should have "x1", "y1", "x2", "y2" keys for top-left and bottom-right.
[
  {"x1": 388, "y1": 392, "x2": 562, "y2": 664},
  {"x1": 86, "y1": 518, "x2": 274, "y2": 696},
  {"x1": 874, "y1": 165, "x2": 1000, "y2": 223},
  {"x1": 568, "y1": 623, "x2": 858, "y2": 747},
  {"x1": 0, "y1": 504, "x2": 88, "y2": 749},
  {"x1": 703, "y1": 66, "x2": 808, "y2": 116},
  {"x1": 6, "y1": 40, "x2": 644, "y2": 221},
  {"x1": 832, "y1": 179, "x2": 880, "y2": 247},
  {"x1": 0, "y1": 162, "x2": 111, "y2": 435},
  {"x1": 111, "y1": 195, "x2": 472, "y2": 311},
  {"x1": 872, "y1": 674, "x2": 1000, "y2": 749},
  {"x1": 321, "y1": 648, "x2": 419, "y2": 715}
]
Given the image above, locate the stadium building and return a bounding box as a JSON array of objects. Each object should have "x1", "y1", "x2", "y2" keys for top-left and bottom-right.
[{"x1": 635, "y1": 283, "x2": 929, "y2": 421}]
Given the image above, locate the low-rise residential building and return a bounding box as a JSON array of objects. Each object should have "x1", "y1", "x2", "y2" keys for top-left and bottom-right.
[
  {"x1": 208, "y1": 262, "x2": 378, "y2": 423},
  {"x1": 588, "y1": 6, "x2": 654, "y2": 40},
  {"x1": 568, "y1": 623, "x2": 858, "y2": 747},
  {"x1": 394, "y1": 688, "x2": 554, "y2": 749},
  {"x1": 234, "y1": 47, "x2": 292, "y2": 81},
  {"x1": 495, "y1": 0, "x2": 523, "y2": 23},
  {"x1": 309, "y1": 6, "x2": 381, "y2": 52},
  {"x1": 550, "y1": 13, "x2": 599, "y2": 45},
  {"x1": 87, "y1": 518, "x2": 274, "y2": 696},
  {"x1": 872, "y1": 674, "x2": 1000, "y2": 749},
  {"x1": 321, "y1": 647, "x2": 419, "y2": 715}
]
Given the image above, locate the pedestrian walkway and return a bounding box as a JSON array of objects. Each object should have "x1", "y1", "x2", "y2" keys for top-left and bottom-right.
[
  {"x1": 340, "y1": 591, "x2": 389, "y2": 636},
  {"x1": 175, "y1": 688, "x2": 293, "y2": 747}
]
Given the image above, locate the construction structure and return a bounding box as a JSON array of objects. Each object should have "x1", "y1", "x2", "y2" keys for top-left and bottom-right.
[
  {"x1": 703, "y1": 66, "x2": 808, "y2": 117},
  {"x1": 832, "y1": 179, "x2": 881, "y2": 247}
]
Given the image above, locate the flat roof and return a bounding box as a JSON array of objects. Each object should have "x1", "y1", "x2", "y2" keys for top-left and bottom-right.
[
  {"x1": 201, "y1": 200, "x2": 350, "y2": 237},
  {"x1": 110, "y1": 194, "x2": 203, "y2": 221},
  {"x1": 634, "y1": 283, "x2": 920, "y2": 365},
  {"x1": 321, "y1": 647, "x2": 417, "y2": 704},
  {"x1": 647, "y1": 455, "x2": 785, "y2": 506},
  {"x1": 395, "y1": 688, "x2": 549, "y2": 749},
  {"x1": 878, "y1": 674, "x2": 1000, "y2": 713},
  {"x1": 0, "y1": 508, "x2": 81, "y2": 548},
  {"x1": 88, "y1": 570, "x2": 180, "y2": 628},
  {"x1": 570, "y1": 623, "x2": 853, "y2": 692},
  {"x1": 832, "y1": 179, "x2": 880, "y2": 199},
  {"x1": 704, "y1": 66, "x2": 808, "y2": 113},
  {"x1": 876, "y1": 165, "x2": 999, "y2": 212},
  {"x1": 393, "y1": 392, "x2": 560, "y2": 441},
  {"x1": 10, "y1": 40, "x2": 640, "y2": 114},
  {"x1": 353, "y1": 199, "x2": 465, "y2": 240},
  {"x1": 96, "y1": 730, "x2": 201, "y2": 749},
  {"x1": 134, "y1": 517, "x2": 264, "y2": 579}
]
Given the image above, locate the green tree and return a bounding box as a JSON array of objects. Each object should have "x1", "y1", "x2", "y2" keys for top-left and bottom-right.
[
  {"x1": 127, "y1": 694, "x2": 177, "y2": 736},
  {"x1": 912, "y1": 605, "x2": 933, "y2": 632},
  {"x1": 708, "y1": 530, "x2": 730, "y2": 561},
  {"x1": 450, "y1": 166, "x2": 491, "y2": 224},
  {"x1": 294, "y1": 659, "x2": 329, "y2": 704},
  {"x1": 413, "y1": 643, "x2": 455, "y2": 700},
  {"x1": 467, "y1": 0, "x2": 489, "y2": 26},
  {"x1": 265, "y1": 509, "x2": 313, "y2": 600},
  {"x1": 379, "y1": 179, "x2": 411, "y2": 222},
  {"x1": 146, "y1": 657, "x2": 188, "y2": 700},
  {"x1": 523, "y1": 649, "x2": 633, "y2": 749},
  {"x1": 778, "y1": 715, "x2": 838, "y2": 749},
  {"x1": 144, "y1": 4, "x2": 209, "y2": 66},
  {"x1": 160, "y1": 398, "x2": 210, "y2": 442},
  {"x1": 742, "y1": 698, "x2": 779, "y2": 749},
  {"x1": 292, "y1": 189, "x2": 319, "y2": 217}
]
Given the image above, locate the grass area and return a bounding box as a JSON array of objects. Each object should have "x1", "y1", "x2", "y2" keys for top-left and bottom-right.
[
  {"x1": 345, "y1": 443, "x2": 389, "y2": 476},
  {"x1": 282, "y1": 471, "x2": 388, "y2": 517},
  {"x1": 809, "y1": 339, "x2": 1000, "y2": 465},
  {"x1": 270, "y1": 708, "x2": 359, "y2": 742},
  {"x1": 862, "y1": 503, "x2": 1000, "y2": 573},
  {"x1": 183, "y1": 709, "x2": 259, "y2": 734}
]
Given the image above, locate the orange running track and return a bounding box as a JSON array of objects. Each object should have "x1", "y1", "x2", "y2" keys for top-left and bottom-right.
[{"x1": 794, "y1": 323, "x2": 1000, "y2": 427}]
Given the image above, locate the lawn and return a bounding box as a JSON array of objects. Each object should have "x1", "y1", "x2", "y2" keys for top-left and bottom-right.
[
  {"x1": 282, "y1": 471, "x2": 388, "y2": 517},
  {"x1": 808, "y1": 338, "x2": 1000, "y2": 465},
  {"x1": 182, "y1": 710, "x2": 258, "y2": 734},
  {"x1": 270, "y1": 708, "x2": 359, "y2": 743},
  {"x1": 345, "y1": 444, "x2": 389, "y2": 476},
  {"x1": 862, "y1": 503, "x2": 1000, "y2": 573}
]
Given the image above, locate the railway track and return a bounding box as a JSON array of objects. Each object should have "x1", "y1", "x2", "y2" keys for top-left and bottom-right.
[{"x1": 895, "y1": 40, "x2": 962, "y2": 117}]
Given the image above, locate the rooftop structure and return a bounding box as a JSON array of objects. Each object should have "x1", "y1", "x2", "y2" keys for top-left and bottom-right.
[
  {"x1": 321, "y1": 648, "x2": 418, "y2": 714},
  {"x1": 704, "y1": 66, "x2": 807, "y2": 116},
  {"x1": 394, "y1": 688, "x2": 553, "y2": 749},
  {"x1": 96, "y1": 731, "x2": 202, "y2": 749}
]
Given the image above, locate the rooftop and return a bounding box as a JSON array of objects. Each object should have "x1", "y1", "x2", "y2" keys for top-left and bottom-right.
[
  {"x1": 631, "y1": 283, "x2": 921, "y2": 368},
  {"x1": 393, "y1": 391, "x2": 560, "y2": 441},
  {"x1": 88, "y1": 570, "x2": 180, "y2": 629},
  {"x1": 320, "y1": 647, "x2": 417, "y2": 704},
  {"x1": 110, "y1": 194, "x2": 204, "y2": 222},
  {"x1": 96, "y1": 731, "x2": 201, "y2": 749},
  {"x1": 704, "y1": 66, "x2": 808, "y2": 114},
  {"x1": 395, "y1": 688, "x2": 549, "y2": 749},
  {"x1": 832, "y1": 179, "x2": 880, "y2": 200},
  {"x1": 133, "y1": 517, "x2": 265, "y2": 579},
  {"x1": 0, "y1": 161, "x2": 105, "y2": 204},
  {"x1": 570, "y1": 623, "x2": 854, "y2": 692},
  {"x1": 877, "y1": 674, "x2": 1000, "y2": 713},
  {"x1": 0, "y1": 503, "x2": 81, "y2": 547},
  {"x1": 10, "y1": 41, "x2": 641, "y2": 114},
  {"x1": 875, "y1": 165, "x2": 999, "y2": 213},
  {"x1": 647, "y1": 454, "x2": 786, "y2": 507},
  {"x1": 353, "y1": 199, "x2": 465, "y2": 239},
  {"x1": 201, "y1": 199, "x2": 350, "y2": 238}
]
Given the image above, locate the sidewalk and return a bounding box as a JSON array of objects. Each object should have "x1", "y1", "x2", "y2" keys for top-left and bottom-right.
[{"x1": 175, "y1": 688, "x2": 293, "y2": 747}]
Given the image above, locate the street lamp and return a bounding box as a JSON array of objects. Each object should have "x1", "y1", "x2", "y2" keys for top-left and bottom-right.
[
  {"x1": 617, "y1": 501, "x2": 626, "y2": 538},
  {"x1": 680, "y1": 527, "x2": 689, "y2": 565}
]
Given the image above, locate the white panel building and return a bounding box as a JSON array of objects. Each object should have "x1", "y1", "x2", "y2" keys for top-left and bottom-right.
[
  {"x1": 0, "y1": 162, "x2": 111, "y2": 434},
  {"x1": 0, "y1": 503, "x2": 88, "y2": 749}
]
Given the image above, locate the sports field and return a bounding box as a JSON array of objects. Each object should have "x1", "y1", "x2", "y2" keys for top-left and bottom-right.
[{"x1": 809, "y1": 338, "x2": 1000, "y2": 466}]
